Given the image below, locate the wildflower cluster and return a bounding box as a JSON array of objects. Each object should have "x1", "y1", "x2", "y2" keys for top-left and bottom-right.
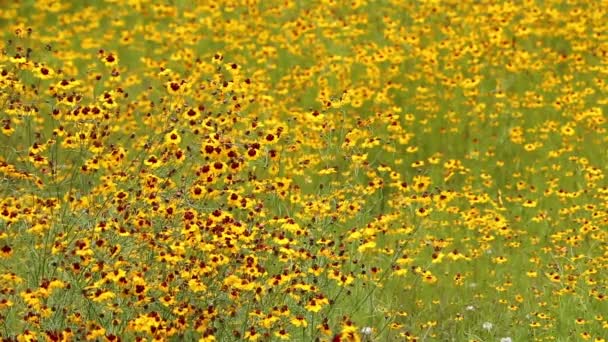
[{"x1": 0, "y1": 1, "x2": 607, "y2": 341}]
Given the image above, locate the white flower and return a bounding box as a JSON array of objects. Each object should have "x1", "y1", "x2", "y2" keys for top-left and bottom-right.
[
  {"x1": 360, "y1": 327, "x2": 373, "y2": 335},
  {"x1": 482, "y1": 322, "x2": 493, "y2": 331},
  {"x1": 500, "y1": 338, "x2": 512, "y2": 342},
  {"x1": 465, "y1": 305, "x2": 475, "y2": 311}
]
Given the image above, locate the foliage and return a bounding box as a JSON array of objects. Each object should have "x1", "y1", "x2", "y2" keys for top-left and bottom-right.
[{"x1": 0, "y1": 1, "x2": 607, "y2": 341}]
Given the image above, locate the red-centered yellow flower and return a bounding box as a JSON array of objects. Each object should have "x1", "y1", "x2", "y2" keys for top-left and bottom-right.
[
  {"x1": 9, "y1": 54, "x2": 26, "y2": 64},
  {"x1": 1, "y1": 245, "x2": 12, "y2": 258},
  {"x1": 351, "y1": 153, "x2": 367, "y2": 165},
  {"x1": 317, "y1": 322, "x2": 332, "y2": 336},
  {"x1": 416, "y1": 207, "x2": 431, "y2": 217},
  {"x1": 190, "y1": 184, "x2": 205, "y2": 199},
  {"x1": 357, "y1": 240, "x2": 376, "y2": 253},
  {"x1": 291, "y1": 315, "x2": 307, "y2": 327},
  {"x1": 100, "y1": 50, "x2": 119, "y2": 67},
  {"x1": 160, "y1": 294, "x2": 176, "y2": 306},
  {"x1": 492, "y1": 256, "x2": 508, "y2": 264},
  {"x1": 183, "y1": 106, "x2": 201, "y2": 121},
  {"x1": 144, "y1": 155, "x2": 162, "y2": 168},
  {"x1": 198, "y1": 333, "x2": 216, "y2": 342},
  {"x1": 411, "y1": 160, "x2": 425, "y2": 168},
  {"x1": 90, "y1": 289, "x2": 115, "y2": 302},
  {"x1": 328, "y1": 270, "x2": 354, "y2": 286},
  {"x1": 422, "y1": 271, "x2": 437, "y2": 284},
  {"x1": 412, "y1": 175, "x2": 431, "y2": 193},
  {"x1": 545, "y1": 272, "x2": 561, "y2": 283},
  {"x1": 212, "y1": 52, "x2": 223, "y2": 64},
  {"x1": 33, "y1": 64, "x2": 55, "y2": 79},
  {"x1": 1, "y1": 119, "x2": 14, "y2": 136},
  {"x1": 165, "y1": 129, "x2": 181, "y2": 146},
  {"x1": 305, "y1": 295, "x2": 329, "y2": 312},
  {"x1": 166, "y1": 80, "x2": 184, "y2": 94},
  {"x1": 244, "y1": 328, "x2": 260, "y2": 341},
  {"x1": 561, "y1": 124, "x2": 576, "y2": 136},
  {"x1": 259, "y1": 314, "x2": 279, "y2": 329},
  {"x1": 274, "y1": 329, "x2": 290, "y2": 340}
]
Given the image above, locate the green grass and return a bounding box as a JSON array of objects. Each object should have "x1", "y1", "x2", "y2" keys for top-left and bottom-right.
[{"x1": 0, "y1": 1, "x2": 607, "y2": 341}]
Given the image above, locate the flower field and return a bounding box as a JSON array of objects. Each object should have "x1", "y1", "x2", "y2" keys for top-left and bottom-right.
[{"x1": 0, "y1": 1, "x2": 607, "y2": 341}]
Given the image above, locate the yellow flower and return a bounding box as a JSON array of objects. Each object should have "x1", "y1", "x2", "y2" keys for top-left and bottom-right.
[
  {"x1": 91, "y1": 290, "x2": 115, "y2": 302},
  {"x1": 274, "y1": 329, "x2": 290, "y2": 340},
  {"x1": 526, "y1": 270, "x2": 538, "y2": 278},
  {"x1": 100, "y1": 51, "x2": 119, "y2": 67},
  {"x1": 412, "y1": 175, "x2": 431, "y2": 193},
  {"x1": 165, "y1": 129, "x2": 182, "y2": 146},
  {"x1": 422, "y1": 271, "x2": 437, "y2": 284},
  {"x1": 144, "y1": 155, "x2": 162, "y2": 168},
  {"x1": 357, "y1": 240, "x2": 376, "y2": 253},
  {"x1": 1, "y1": 245, "x2": 12, "y2": 258},
  {"x1": 291, "y1": 315, "x2": 308, "y2": 327},
  {"x1": 33, "y1": 64, "x2": 55, "y2": 79},
  {"x1": 492, "y1": 256, "x2": 508, "y2": 264},
  {"x1": 305, "y1": 295, "x2": 329, "y2": 312},
  {"x1": 561, "y1": 124, "x2": 576, "y2": 136}
]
